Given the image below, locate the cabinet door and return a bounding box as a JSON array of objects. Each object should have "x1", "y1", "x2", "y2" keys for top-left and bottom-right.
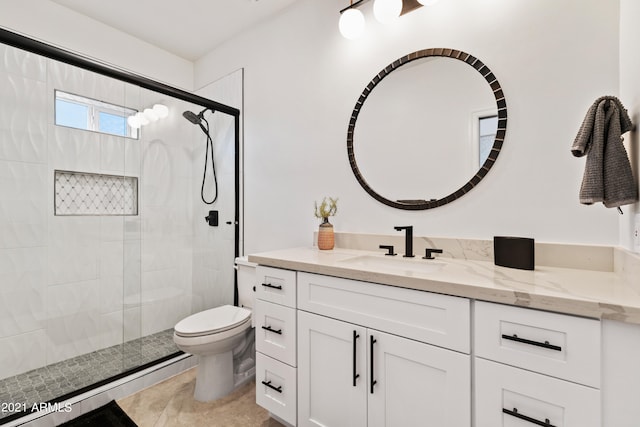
[
  {"x1": 298, "y1": 311, "x2": 367, "y2": 427},
  {"x1": 475, "y1": 358, "x2": 600, "y2": 427},
  {"x1": 368, "y1": 330, "x2": 470, "y2": 427}
]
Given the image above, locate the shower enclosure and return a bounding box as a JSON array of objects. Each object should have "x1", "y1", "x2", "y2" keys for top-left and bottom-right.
[{"x1": 0, "y1": 30, "x2": 240, "y2": 424}]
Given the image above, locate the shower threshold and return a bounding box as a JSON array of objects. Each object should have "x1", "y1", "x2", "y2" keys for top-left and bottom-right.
[{"x1": 0, "y1": 329, "x2": 179, "y2": 425}]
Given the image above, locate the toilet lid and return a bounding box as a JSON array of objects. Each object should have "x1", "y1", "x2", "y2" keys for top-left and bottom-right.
[{"x1": 174, "y1": 305, "x2": 251, "y2": 337}]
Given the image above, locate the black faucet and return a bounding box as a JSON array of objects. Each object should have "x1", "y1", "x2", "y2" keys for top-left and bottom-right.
[{"x1": 394, "y1": 226, "x2": 414, "y2": 258}]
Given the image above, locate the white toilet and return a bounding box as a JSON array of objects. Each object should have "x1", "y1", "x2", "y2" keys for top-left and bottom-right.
[{"x1": 173, "y1": 256, "x2": 257, "y2": 402}]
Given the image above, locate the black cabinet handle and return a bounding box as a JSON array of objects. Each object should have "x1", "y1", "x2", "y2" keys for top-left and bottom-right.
[
  {"x1": 370, "y1": 335, "x2": 377, "y2": 394},
  {"x1": 353, "y1": 330, "x2": 360, "y2": 386},
  {"x1": 503, "y1": 407, "x2": 556, "y2": 427},
  {"x1": 261, "y1": 325, "x2": 282, "y2": 335},
  {"x1": 261, "y1": 380, "x2": 283, "y2": 393},
  {"x1": 501, "y1": 334, "x2": 562, "y2": 351},
  {"x1": 261, "y1": 282, "x2": 283, "y2": 290}
]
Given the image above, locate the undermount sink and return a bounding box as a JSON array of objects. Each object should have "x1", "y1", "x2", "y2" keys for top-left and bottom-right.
[{"x1": 338, "y1": 255, "x2": 445, "y2": 275}]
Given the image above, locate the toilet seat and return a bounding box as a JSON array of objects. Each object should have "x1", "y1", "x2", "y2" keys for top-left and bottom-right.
[{"x1": 174, "y1": 305, "x2": 251, "y2": 338}]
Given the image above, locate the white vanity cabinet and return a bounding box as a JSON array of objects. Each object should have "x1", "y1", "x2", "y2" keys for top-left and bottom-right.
[
  {"x1": 252, "y1": 247, "x2": 640, "y2": 427},
  {"x1": 297, "y1": 311, "x2": 470, "y2": 427},
  {"x1": 474, "y1": 301, "x2": 601, "y2": 427},
  {"x1": 297, "y1": 272, "x2": 471, "y2": 427},
  {"x1": 254, "y1": 266, "x2": 298, "y2": 426}
]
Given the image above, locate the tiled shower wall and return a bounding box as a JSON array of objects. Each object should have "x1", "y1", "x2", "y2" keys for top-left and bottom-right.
[{"x1": 0, "y1": 43, "x2": 237, "y2": 380}]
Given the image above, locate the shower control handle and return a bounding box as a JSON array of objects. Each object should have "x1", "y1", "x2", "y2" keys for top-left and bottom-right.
[{"x1": 205, "y1": 210, "x2": 218, "y2": 226}]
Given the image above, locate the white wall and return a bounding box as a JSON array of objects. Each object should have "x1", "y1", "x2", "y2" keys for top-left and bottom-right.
[
  {"x1": 619, "y1": 0, "x2": 640, "y2": 252},
  {"x1": 196, "y1": 0, "x2": 621, "y2": 254},
  {"x1": 0, "y1": 0, "x2": 194, "y2": 90}
]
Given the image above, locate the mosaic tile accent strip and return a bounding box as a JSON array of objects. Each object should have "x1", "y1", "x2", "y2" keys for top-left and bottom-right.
[
  {"x1": 54, "y1": 170, "x2": 138, "y2": 216},
  {"x1": 0, "y1": 329, "x2": 178, "y2": 421}
]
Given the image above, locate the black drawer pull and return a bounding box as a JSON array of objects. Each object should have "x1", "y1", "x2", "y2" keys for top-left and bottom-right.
[
  {"x1": 261, "y1": 282, "x2": 283, "y2": 290},
  {"x1": 261, "y1": 380, "x2": 283, "y2": 393},
  {"x1": 261, "y1": 325, "x2": 282, "y2": 335},
  {"x1": 353, "y1": 330, "x2": 360, "y2": 387},
  {"x1": 503, "y1": 407, "x2": 555, "y2": 427},
  {"x1": 370, "y1": 335, "x2": 377, "y2": 394},
  {"x1": 501, "y1": 334, "x2": 562, "y2": 351}
]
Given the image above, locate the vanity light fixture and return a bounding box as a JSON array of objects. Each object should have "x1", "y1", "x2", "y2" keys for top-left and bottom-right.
[
  {"x1": 152, "y1": 103, "x2": 169, "y2": 118},
  {"x1": 373, "y1": 0, "x2": 403, "y2": 23},
  {"x1": 127, "y1": 103, "x2": 169, "y2": 129},
  {"x1": 143, "y1": 107, "x2": 159, "y2": 122},
  {"x1": 339, "y1": 1, "x2": 366, "y2": 39},
  {"x1": 339, "y1": 0, "x2": 441, "y2": 39}
]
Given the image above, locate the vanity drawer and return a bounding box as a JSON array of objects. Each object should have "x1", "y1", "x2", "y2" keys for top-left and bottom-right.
[
  {"x1": 297, "y1": 272, "x2": 470, "y2": 353},
  {"x1": 255, "y1": 266, "x2": 297, "y2": 308},
  {"x1": 255, "y1": 299, "x2": 297, "y2": 367},
  {"x1": 475, "y1": 301, "x2": 600, "y2": 387},
  {"x1": 256, "y1": 352, "x2": 297, "y2": 426},
  {"x1": 475, "y1": 358, "x2": 600, "y2": 427}
]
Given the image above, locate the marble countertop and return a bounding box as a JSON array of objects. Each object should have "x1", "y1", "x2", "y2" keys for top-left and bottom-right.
[{"x1": 248, "y1": 247, "x2": 640, "y2": 324}]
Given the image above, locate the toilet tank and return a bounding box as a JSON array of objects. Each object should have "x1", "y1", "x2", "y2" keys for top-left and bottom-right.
[{"x1": 235, "y1": 256, "x2": 257, "y2": 311}]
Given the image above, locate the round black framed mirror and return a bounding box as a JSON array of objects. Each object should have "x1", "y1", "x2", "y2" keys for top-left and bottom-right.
[{"x1": 347, "y1": 48, "x2": 507, "y2": 210}]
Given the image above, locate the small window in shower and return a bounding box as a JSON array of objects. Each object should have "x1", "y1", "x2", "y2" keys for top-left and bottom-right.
[
  {"x1": 54, "y1": 170, "x2": 138, "y2": 216},
  {"x1": 55, "y1": 90, "x2": 139, "y2": 139}
]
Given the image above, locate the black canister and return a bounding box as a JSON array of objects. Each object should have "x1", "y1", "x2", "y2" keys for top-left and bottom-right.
[{"x1": 493, "y1": 236, "x2": 535, "y2": 270}]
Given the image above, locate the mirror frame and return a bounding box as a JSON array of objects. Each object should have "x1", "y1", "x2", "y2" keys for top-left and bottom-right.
[{"x1": 347, "y1": 48, "x2": 507, "y2": 210}]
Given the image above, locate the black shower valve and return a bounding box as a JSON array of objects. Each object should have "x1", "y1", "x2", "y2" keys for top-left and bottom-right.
[{"x1": 205, "y1": 210, "x2": 218, "y2": 226}]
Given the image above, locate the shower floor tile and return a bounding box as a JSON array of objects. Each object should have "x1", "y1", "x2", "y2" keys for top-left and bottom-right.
[{"x1": 0, "y1": 329, "x2": 179, "y2": 421}]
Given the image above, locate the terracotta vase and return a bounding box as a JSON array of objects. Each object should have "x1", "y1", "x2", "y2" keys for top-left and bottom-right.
[{"x1": 317, "y1": 218, "x2": 335, "y2": 250}]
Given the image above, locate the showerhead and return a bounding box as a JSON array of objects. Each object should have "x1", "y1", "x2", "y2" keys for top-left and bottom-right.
[
  {"x1": 182, "y1": 110, "x2": 202, "y2": 125},
  {"x1": 183, "y1": 108, "x2": 214, "y2": 126}
]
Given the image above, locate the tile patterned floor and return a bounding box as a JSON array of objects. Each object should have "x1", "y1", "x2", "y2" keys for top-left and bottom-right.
[
  {"x1": 118, "y1": 368, "x2": 285, "y2": 427},
  {"x1": 0, "y1": 329, "x2": 179, "y2": 421}
]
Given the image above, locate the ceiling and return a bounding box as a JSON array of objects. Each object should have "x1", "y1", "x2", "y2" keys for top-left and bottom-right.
[{"x1": 51, "y1": 0, "x2": 300, "y2": 62}]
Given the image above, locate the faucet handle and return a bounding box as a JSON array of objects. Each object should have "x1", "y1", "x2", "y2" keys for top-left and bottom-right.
[
  {"x1": 422, "y1": 248, "x2": 443, "y2": 260},
  {"x1": 379, "y1": 245, "x2": 397, "y2": 256}
]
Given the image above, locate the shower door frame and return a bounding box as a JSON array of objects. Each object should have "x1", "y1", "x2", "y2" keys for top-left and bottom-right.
[{"x1": 0, "y1": 27, "x2": 241, "y2": 424}]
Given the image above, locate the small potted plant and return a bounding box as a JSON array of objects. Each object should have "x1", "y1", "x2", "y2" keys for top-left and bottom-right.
[{"x1": 314, "y1": 197, "x2": 338, "y2": 250}]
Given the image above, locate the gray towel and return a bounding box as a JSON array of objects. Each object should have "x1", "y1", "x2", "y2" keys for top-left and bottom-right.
[{"x1": 571, "y1": 96, "x2": 637, "y2": 208}]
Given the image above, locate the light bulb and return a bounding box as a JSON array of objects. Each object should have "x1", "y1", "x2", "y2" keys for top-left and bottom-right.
[
  {"x1": 339, "y1": 8, "x2": 365, "y2": 40},
  {"x1": 152, "y1": 104, "x2": 169, "y2": 118},
  {"x1": 127, "y1": 115, "x2": 141, "y2": 129},
  {"x1": 417, "y1": 0, "x2": 440, "y2": 5},
  {"x1": 373, "y1": 0, "x2": 402, "y2": 23},
  {"x1": 143, "y1": 108, "x2": 159, "y2": 122},
  {"x1": 136, "y1": 112, "x2": 149, "y2": 126}
]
